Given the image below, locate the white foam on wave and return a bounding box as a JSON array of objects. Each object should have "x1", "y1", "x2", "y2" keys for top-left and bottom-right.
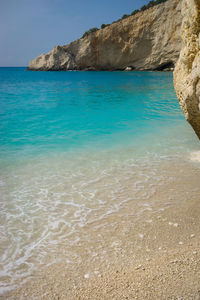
[
  {"x1": 1, "y1": 147, "x2": 197, "y2": 291},
  {"x1": 190, "y1": 151, "x2": 200, "y2": 162}
]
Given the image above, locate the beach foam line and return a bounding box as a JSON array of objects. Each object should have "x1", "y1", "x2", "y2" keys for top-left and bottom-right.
[{"x1": 190, "y1": 151, "x2": 200, "y2": 162}]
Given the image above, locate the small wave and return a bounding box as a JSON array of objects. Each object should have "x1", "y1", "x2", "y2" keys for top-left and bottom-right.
[{"x1": 190, "y1": 151, "x2": 200, "y2": 162}]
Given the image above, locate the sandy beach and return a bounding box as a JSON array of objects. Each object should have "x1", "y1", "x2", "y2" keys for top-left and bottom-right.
[{"x1": 2, "y1": 157, "x2": 200, "y2": 300}]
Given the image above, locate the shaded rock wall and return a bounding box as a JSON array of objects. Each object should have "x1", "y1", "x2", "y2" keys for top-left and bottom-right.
[
  {"x1": 174, "y1": 0, "x2": 200, "y2": 139},
  {"x1": 28, "y1": 0, "x2": 182, "y2": 71}
]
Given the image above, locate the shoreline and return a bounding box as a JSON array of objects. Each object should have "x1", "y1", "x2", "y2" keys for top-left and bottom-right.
[
  {"x1": 2, "y1": 158, "x2": 200, "y2": 299},
  {"x1": 26, "y1": 68, "x2": 174, "y2": 72}
]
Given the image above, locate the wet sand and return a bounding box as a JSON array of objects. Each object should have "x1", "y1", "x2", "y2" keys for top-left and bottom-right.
[{"x1": 1, "y1": 159, "x2": 200, "y2": 299}]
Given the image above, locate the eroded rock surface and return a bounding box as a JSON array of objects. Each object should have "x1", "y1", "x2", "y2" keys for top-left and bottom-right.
[
  {"x1": 174, "y1": 0, "x2": 200, "y2": 139},
  {"x1": 28, "y1": 0, "x2": 182, "y2": 71}
]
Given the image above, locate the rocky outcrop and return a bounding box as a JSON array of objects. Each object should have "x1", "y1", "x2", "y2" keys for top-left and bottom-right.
[
  {"x1": 174, "y1": 0, "x2": 200, "y2": 140},
  {"x1": 28, "y1": 0, "x2": 182, "y2": 71}
]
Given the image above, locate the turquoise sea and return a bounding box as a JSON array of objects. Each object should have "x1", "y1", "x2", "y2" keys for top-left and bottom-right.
[{"x1": 0, "y1": 68, "x2": 199, "y2": 293}]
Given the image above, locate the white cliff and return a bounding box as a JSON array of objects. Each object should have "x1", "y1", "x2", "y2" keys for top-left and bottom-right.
[
  {"x1": 174, "y1": 0, "x2": 200, "y2": 139},
  {"x1": 28, "y1": 0, "x2": 182, "y2": 71}
]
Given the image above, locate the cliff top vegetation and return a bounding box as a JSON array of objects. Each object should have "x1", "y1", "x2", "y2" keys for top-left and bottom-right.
[{"x1": 82, "y1": 0, "x2": 168, "y2": 38}]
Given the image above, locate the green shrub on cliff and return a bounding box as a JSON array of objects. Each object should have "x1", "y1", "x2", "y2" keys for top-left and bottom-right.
[
  {"x1": 82, "y1": 0, "x2": 168, "y2": 38},
  {"x1": 82, "y1": 27, "x2": 99, "y2": 38},
  {"x1": 140, "y1": 5, "x2": 147, "y2": 11},
  {"x1": 122, "y1": 0, "x2": 167, "y2": 20},
  {"x1": 122, "y1": 14, "x2": 130, "y2": 19},
  {"x1": 131, "y1": 9, "x2": 139, "y2": 16},
  {"x1": 140, "y1": 1, "x2": 158, "y2": 11},
  {"x1": 142, "y1": 0, "x2": 167, "y2": 9},
  {"x1": 154, "y1": 0, "x2": 167, "y2": 3},
  {"x1": 101, "y1": 24, "x2": 109, "y2": 29}
]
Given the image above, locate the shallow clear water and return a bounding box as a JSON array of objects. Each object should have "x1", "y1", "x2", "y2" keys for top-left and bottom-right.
[
  {"x1": 1, "y1": 68, "x2": 198, "y2": 160},
  {"x1": 0, "y1": 68, "x2": 199, "y2": 293}
]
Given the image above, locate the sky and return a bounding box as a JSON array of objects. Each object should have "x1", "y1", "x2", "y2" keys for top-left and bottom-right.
[{"x1": 1, "y1": 0, "x2": 151, "y2": 67}]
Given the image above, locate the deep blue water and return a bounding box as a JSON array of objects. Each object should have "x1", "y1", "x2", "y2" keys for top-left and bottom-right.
[{"x1": 1, "y1": 67, "x2": 198, "y2": 163}]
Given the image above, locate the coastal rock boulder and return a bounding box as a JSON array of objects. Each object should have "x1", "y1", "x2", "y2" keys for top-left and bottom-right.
[
  {"x1": 28, "y1": 0, "x2": 182, "y2": 71},
  {"x1": 174, "y1": 0, "x2": 200, "y2": 139}
]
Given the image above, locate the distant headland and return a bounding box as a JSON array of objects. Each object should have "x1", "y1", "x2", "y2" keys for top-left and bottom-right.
[{"x1": 27, "y1": 0, "x2": 182, "y2": 71}]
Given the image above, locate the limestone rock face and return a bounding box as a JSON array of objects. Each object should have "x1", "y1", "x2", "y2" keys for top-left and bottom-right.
[
  {"x1": 28, "y1": 0, "x2": 182, "y2": 71},
  {"x1": 174, "y1": 0, "x2": 200, "y2": 139}
]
